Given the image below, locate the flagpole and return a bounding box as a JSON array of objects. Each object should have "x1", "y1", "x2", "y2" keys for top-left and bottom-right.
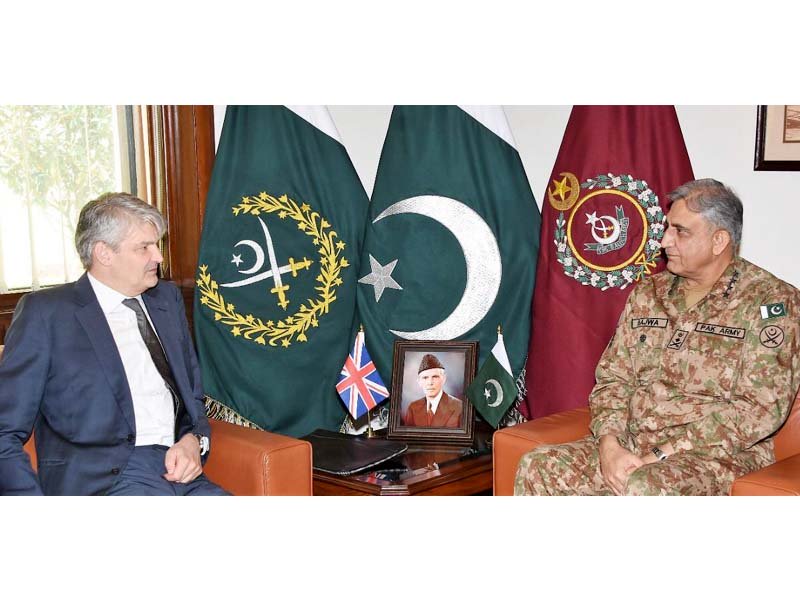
[
  {"x1": 366, "y1": 407, "x2": 374, "y2": 438},
  {"x1": 360, "y1": 323, "x2": 376, "y2": 439}
]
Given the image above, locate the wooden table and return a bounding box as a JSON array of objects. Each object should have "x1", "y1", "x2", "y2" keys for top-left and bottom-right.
[{"x1": 313, "y1": 428, "x2": 494, "y2": 496}]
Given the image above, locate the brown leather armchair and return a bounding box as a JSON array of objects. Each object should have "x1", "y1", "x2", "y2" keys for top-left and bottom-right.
[
  {"x1": 1, "y1": 345, "x2": 313, "y2": 495},
  {"x1": 204, "y1": 418, "x2": 312, "y2": 496},
  {"x1": 493, "y1": 387, "x2": 800, "y2": 496},
  {"x1": 20, "y1": 420, "x2": 312, "y2": 495}
]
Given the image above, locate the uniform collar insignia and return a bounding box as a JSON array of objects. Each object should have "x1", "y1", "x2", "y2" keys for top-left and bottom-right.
[
  {"x1": 709, "y1": 257, "x2": 741, "y2": 301},
  {"x1": 722, "y1": 269, "x2": 740, "y2": 299}
]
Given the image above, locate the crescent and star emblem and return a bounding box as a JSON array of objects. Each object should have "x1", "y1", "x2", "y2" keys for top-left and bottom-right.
[
  {"x1": 586, "y1": 212, "x2": 621, "y2": 245},
  {"x1": 484, "y1": 378, "x2": 504, "y2": 407},
  {"x1": 220, "y1": 216, "x2": 312, "y2": 310},
  {"x1": 547, "y1": 172, "x2": 580, "y2": 211},
  {"x1": 359, "y1": 195, "x2": 502, "y2": 341}
]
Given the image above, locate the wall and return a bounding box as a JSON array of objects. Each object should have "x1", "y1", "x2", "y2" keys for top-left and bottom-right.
[{"x1": 326, "y1": 105, "x2": 800, "y2": 288}]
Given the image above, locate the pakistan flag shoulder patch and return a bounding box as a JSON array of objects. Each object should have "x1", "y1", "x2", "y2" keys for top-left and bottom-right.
[{"x1": 760, "y1": 302, "x2": 786, "y2": 320}]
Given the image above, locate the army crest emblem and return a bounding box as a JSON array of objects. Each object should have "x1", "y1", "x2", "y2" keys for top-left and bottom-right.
[
  {"x1": 548, "y1": 173, "x2": 665, "y2": 290},
  {"x1": 196, "y1": 191, "x2": 350, "y2": 347}
]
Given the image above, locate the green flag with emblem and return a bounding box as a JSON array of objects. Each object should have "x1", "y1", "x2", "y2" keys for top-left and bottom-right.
[
  {"x1": 194, "y1": 106, "x2": 368, "y2": 437},
  {"x1": 357, "y1": 106, "x2": 541, "y2": 400},
  {"x1": 466, "y1": 330, "x2": 518, "y2": 427}
]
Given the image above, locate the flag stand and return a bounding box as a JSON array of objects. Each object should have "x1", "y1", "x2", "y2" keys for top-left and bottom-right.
[
  {"x1": 366, "y1": 407, "x2": 375, "y2": 438},
  {"x1": 362, "y1": 323, "x2": 376, "y2": 438}
]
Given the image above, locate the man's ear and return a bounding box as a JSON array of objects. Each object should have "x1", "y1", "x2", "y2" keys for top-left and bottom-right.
[
  {"x1": 711, "y1": 229, "x2": 731, "y2": 257},
  {"x1": 93, "y1": 241, "x2": 114, "y2": 266}
]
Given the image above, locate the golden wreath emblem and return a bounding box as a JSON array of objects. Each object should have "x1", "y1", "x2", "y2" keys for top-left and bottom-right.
[{"x1": 196, "y1": 191, "x2": 349, "y2": 348}]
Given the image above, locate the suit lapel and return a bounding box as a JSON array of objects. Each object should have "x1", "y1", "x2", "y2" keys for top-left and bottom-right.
[
  {"x1": 73, "y1": 274, "x2": 136, "y2": 432},
  {"x1": 413, "y1": 400, "x2": 428, "y2": 425},
  {"x1": 438, "y1": 393, "x2": 457, "y2": 424}
]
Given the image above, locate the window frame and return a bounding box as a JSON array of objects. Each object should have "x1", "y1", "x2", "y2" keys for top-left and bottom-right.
[{"x1": 0, "y1": 105, "x2": 216, "y2": 342}]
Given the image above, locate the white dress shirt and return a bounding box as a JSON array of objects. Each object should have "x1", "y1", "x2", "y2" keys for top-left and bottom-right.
[
  {"x1": 427, "y1": 390, "x2": 444, "y2": 414},
  {"x1": 88, "y1": 273, "x2": 175, "y2": 446}
]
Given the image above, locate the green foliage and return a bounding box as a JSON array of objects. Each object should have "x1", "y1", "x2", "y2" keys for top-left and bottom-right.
[{"x1": 0, "y1": 105, "x2": 117, "y2": 231}]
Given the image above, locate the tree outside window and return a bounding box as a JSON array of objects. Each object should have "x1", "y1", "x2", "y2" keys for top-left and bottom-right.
[{"x1": 0, "y1": 105, "x2": 123, "y2": 292}]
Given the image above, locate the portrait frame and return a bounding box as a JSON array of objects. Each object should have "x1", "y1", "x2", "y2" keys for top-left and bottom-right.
[
  {"x1": 387, "y1": 340, "x2": 477, "y2": 446},
  {"x1": 754, "y1": 105, "x2": 800, "y2": 171}
]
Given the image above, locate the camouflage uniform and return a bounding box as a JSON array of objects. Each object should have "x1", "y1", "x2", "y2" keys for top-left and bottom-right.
[{"x1": 515, "y1": 257, "x2": 800, "y2": 495}]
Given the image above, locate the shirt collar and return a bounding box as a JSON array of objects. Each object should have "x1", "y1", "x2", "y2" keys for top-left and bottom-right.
[
  {"x1": 656, "y1": 256, "x2": 741, "y2": 316},
  {"x1": 427, "y1": 390, "x2": 444, "y2": 413},
  {"x1": 87, "y1": 272, "x2": 142, "y2": 315}
]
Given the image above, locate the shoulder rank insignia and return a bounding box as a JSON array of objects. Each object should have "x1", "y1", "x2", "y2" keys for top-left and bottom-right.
[{"x1": 760, "y1": 303, "x2": 786, "y2": 319}]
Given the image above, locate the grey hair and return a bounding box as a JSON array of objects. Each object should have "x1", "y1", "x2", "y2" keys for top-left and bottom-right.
[
  {"x1": 668, "y1": 179, "x2": 743, "y2": 250},
  {"x1": 75, "y1": 192, "x2": 166, "y2": 269}
]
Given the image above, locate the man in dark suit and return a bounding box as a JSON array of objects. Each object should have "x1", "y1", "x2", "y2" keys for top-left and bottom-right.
[
  {"x1": 402, "y1": 353, "x2": 463, "y2": 428},
  {"x1": 0, "y1": 192, "x2": 227, "y2": 495}
]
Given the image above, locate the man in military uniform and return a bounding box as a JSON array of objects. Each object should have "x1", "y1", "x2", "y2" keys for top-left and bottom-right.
[
  {"x1": 402, "y1": 354, "x2": 464, "y2": 428},
  {"x1": 515, "y1": 179, "x2": 800, "y2": 495}
]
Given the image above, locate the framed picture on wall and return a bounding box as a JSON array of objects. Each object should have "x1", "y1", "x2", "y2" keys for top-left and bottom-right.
[
  {"x1": 754, "y1": 105, "x2": 800, "y2": 171},
  {"x1": 387, "y1": 340, "x2": 477, "y2": 445}
]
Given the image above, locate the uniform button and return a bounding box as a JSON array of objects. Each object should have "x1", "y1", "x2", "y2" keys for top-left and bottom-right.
[
  {"x1": 126, "y1": 434, "x2": 135, "y2": 443},
  {"x1": 111, "y1": 467, "x2": 120, "y2": 475},
  {"x1": 639, "y1": 334, "x2": 647, "y2": 343}
]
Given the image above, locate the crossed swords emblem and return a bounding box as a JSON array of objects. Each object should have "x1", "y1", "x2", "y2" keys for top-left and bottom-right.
[
  {"x1": 220, "y1": 216, "x2": 312, "y2": 310},
  {"x1": 759, "y1": 325, "x2": 784, "y2": 349}
]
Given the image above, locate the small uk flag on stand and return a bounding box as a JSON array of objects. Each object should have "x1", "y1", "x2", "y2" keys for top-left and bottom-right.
[{"x1": 336, "y1": 327, "x2": 389, "y2": 420}]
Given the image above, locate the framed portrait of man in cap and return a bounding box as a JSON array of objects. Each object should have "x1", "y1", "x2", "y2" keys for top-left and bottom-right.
[{"x1": 387, "y1": 340, "x2": 477, "y2": 445}]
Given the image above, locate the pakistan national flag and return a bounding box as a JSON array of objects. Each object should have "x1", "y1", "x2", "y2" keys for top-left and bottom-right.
[
  {"x1": 194, "y1": 106, "x2": 369, "y2": 437},
  {"x1": 466, "y1": 332, "x2": 517, "y2": 428},
  {"x1": 357, "y1": 106, "x2": 541, "y2": 395}
]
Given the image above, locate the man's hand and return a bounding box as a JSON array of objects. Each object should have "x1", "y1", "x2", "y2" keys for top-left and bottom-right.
[
  {"x1": 640, "y1": 450, "x2": 659, "y2": 466},
  {"x1": 163, "y1": 434, "x2": 203, "y2": 484},
  {"x1": 599, "y1": 434, "x2": 644, "y2": 495}
]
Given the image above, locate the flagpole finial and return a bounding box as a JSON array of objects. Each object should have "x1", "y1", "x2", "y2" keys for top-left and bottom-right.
[
  {"x1": 497, "y1": 324, "x2": 502, "y2": 335},
  {"x1": 359, "y1": 323, "x2": 364, "y2": 333}
]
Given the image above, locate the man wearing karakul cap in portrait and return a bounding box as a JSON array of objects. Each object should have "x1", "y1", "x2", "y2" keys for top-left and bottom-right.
[{"x1": 402, "y1": 354, "x2": 463, "y2": 428}]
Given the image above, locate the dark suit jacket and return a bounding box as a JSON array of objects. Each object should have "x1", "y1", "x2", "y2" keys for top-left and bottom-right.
[
  {"x1": 0, "y1": 274, "x2": 211, "y2": 495},
  {"x1": 402, "y1": 392, "x2": 463, "y2": 428}
]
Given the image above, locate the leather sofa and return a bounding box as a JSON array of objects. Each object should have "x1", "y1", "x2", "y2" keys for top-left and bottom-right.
[
  {"x1": 493, "y1": 387, "x2": 800, "y2": 496},
  {"x1": 1, "y1": 345, "x2": 313, "y2": 495}
]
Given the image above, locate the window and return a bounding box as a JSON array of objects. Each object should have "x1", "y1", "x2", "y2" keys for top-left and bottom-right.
[
  {"x1": 0, "y1": 105, "x2": 212, "y2": 343},
  {"x1": 0, "y1": 105, "x2": 159, "y2": 292}
]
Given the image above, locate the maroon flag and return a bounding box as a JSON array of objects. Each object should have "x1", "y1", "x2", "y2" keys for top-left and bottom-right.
[{"x1": 522, "y1": 106, "x2": 694, "y2": 419}]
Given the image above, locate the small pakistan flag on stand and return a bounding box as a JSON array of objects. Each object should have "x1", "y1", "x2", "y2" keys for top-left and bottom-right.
[{"x1": 466, "y1": 329, "x2": 517, "y2": 428}]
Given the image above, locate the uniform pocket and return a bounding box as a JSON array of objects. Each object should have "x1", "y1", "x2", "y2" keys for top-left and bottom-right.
[
  {"x1": 630, "y1": 326, "x2": 669, "y2": 384},
  {"x1": 683, "y1": 331, "x2": 744, "y2": 397}
]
